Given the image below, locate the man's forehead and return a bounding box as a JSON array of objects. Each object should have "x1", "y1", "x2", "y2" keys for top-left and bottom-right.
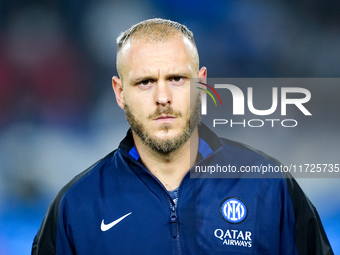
[
  {"x1": 131, "y1": 45, "x2": 194, "y2": 75},
  {"x1": 119, "y1": 37, "x2": 197, "y2": 65},
  {"x1": 120, "y1": 35, "x2": 188, "y2": 54},
  {"x1": 117, "y1": 35, "x2": 199, "y2": 84},
  {"x1": 128, "y1": 65, "x2": 193, "y2": 81}
]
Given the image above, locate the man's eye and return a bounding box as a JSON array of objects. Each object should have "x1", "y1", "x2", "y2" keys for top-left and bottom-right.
[
  {"x1": 172, "y1": 77, "x2": 183, "y2": 82},
  {"x1": 140, "y1": 80, "x2": 151, "y2": 86}
]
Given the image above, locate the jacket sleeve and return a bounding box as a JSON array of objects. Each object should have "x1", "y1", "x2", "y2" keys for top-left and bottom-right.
[
  {"x1": 285, "y1": 174, "x2": 334, "y2": 255},
  {"x1": 32, "y1": 188, "x2": 77, "y2": 255},
  {"x1": 31, "y1": 195, "x2": 59, "y2": 255},
  {"x1": 31, "y1": 157, "x2": 106, "y2": 255}
]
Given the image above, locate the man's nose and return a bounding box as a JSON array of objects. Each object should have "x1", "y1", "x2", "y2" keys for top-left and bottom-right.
[{"x1": 156, "y1": 82, "x2": 172, "y2": 106}]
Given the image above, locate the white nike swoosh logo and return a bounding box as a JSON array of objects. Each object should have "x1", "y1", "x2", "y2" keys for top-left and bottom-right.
[{"x1": 101, "y1": 212, "x2": 132, "y2": 231}]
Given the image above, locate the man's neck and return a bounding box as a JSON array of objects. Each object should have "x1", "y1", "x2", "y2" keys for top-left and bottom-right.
[{"x1": 132, "y1": 129, "x2": 199, "y2": 191}]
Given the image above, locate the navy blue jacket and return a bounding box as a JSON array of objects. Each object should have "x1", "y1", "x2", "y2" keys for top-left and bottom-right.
[{"x1": 32, "y1": 123, "x2": 333, "y2": 254}]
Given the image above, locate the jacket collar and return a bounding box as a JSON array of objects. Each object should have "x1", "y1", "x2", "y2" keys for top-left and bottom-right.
[{"x1": 119, "y1": 122, "x2": 222, "y2": 162}]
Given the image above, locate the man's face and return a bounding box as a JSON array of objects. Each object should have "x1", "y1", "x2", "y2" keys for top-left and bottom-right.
[{"x1": 114, "y1": 37, "x2": 205, "y2": 154}]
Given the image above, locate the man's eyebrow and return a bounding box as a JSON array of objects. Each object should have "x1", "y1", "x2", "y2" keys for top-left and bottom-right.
[
  {"x1": 131, "y1": 76, "x2": 157, "y2": 84},
  {"x1": 131, "y1": 72, "x2": 191, "y2": 84},
  {"x1": 164, "y1": 72, "x2": 192, "y2": 79}
]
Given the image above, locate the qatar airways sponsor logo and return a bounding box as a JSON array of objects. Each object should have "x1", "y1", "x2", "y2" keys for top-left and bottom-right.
[
  {"x1": 214, "y1": 228, "x2": 252, "y2": 248},
  {"x1": 199, "y1": 83, "x2": 312, "y2": 128}
]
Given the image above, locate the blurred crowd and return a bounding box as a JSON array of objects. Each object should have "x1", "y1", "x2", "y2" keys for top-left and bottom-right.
[
  {"x1": 0, "y1": 0, "x2": 339, "y2": 254},
  {"x1": 1, "y1": 0, "x2": 340, "y2": 127}
]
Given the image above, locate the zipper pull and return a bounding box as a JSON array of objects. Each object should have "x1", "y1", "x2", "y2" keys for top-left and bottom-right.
[{"x1": 170, "y1": 206, "x2": 178, "y2": 238}]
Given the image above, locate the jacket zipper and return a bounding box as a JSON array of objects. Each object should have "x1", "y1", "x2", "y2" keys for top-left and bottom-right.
[
  {"x1": 124, "y1": 146, "x2": 223, "y2": 254},
  {"x1": 167, "y1": 188, "x2": 182, "y2": 255},
  {"x1": 125, "y1": 152, "x2": 183, "y2": 240},
  {"x1": 169, "y1": 203, "x2": 178, "y2": 238}
]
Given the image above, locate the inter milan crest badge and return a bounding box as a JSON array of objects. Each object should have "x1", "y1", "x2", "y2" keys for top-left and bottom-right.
[{"x1": 220, "y1": 197, "x2": 248, "y2": 224}]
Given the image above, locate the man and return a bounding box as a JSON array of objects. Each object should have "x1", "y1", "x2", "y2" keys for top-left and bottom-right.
[{"x1": 32, "y1": 18, "x2": 333, "y2": 255}]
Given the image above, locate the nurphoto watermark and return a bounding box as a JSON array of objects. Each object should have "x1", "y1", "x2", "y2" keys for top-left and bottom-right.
[{"x1": 190, "y1": 78, "x2": 339, "y2": 178}]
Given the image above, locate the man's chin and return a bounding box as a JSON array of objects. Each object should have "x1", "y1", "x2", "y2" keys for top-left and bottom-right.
[
  {"x1": 155, "y1": 123, "x2": 174, "y2": 133},
  {"x1": 153, "y1": 129, "x2": 181, "y2": 140}
]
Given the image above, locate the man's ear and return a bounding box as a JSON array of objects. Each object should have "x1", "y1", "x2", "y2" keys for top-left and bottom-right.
[
  {"x1": 198, "y1": 66, "x2": 207, "y2": 81},
  {"x1": 112, "y1": 76, "x2": 124, "y2": 110},
  {"x1": 197, "y1": 67, "x2": 207, "y2": 97}
]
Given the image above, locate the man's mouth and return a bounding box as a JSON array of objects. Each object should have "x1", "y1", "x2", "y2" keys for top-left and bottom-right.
[{"x1": 154, "y1": 115, "x2": 177, "y2": 123}]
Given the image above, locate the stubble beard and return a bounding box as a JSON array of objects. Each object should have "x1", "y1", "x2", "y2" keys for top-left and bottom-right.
[{"x1": 124, "y1": 95, "x2": 201, "y2": 155}]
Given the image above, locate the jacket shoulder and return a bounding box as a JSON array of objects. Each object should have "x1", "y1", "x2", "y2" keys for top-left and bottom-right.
[
  {"x1": 31, "y1": 150, "x2": 117, "y2": 255},
  {"x1": 220, "y1": 137, "x2": 333, "y2": 254},
  {"x1": 219, "y1": 137, "x2": 282, "y2": 166}
]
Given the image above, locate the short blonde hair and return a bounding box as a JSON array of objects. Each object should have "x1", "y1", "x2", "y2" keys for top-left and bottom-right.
[{"x1": 116, "y1": 18, "x2": 199, "y2": 78}]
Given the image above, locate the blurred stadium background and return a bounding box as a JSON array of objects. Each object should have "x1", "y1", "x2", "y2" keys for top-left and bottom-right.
[{"x1": 0, "y1": 0, "x2": 339, "y2": 254}]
